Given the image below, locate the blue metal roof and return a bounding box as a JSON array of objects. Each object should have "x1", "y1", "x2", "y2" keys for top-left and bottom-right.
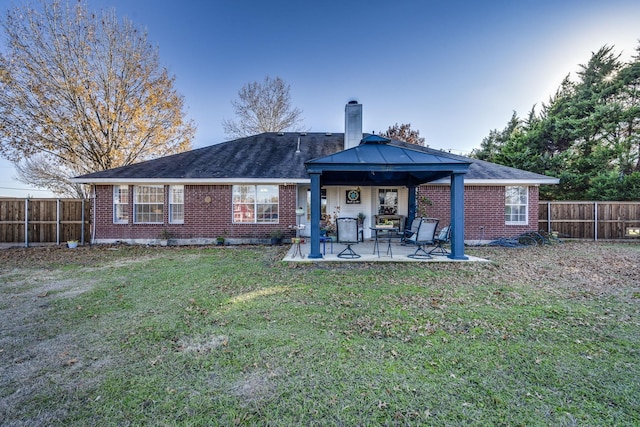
[{"x1": 306, "y1": 139, "x2": 471, "y2": 186}]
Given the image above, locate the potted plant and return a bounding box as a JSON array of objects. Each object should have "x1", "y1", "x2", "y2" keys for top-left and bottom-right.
[
  {"x1": 158, "y1": 229, "x2": 174, "y2": 246},
  {"x1": 322, "y1": 206, "x2": 341, "y2": 236},
  {"x1": 357, "y1": 212, "x2": 366, "y2": 226},
  {"x1": 216, "y1": 236, "x2": 225, "y2": 246},
  {"x1": 67, "y1": 240, "x2": 79, "y2": 249},
  {"x1": 270, "y1": 229, "x2": 283, "y2": 245}
]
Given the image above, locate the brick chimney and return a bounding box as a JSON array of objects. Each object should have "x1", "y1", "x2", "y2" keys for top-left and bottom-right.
[{"x1": 344, "y1": 100, "x2": 362, "y2": 150}]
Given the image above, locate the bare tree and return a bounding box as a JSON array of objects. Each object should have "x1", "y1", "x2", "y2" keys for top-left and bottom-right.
[
  {"x1": 14, "y1": 155, "x2": 87, "y2": 198},
  {"x1": 222, "y1": 76, "x2": 306, "y2": 138},
  {"x1": 380, "y1": 123, "x2": 426, "y2": 146},
  {"x1": 0, "y1": 0, "x2": 195, "y2": 195}
]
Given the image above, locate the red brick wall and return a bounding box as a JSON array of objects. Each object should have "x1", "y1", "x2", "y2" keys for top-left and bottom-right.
[
  {"x1": 418, "y1": 185, "x2": 540, "y2": 241},
  {"x1": 94, "y1": 184, "x2": 297, "y2": 241},
  {"x1": 94, "y1": 184, "x2": 539, "y2": 243}
]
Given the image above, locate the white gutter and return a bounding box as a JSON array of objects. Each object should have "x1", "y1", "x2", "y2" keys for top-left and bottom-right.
[
  {"x1": 72, "y1": 177, "x2": 560, "y2": 186},
  {"x1": 428, "y1": 178, "x2": 560, "y2": 185},
  {"x1": 70, "y1": 177, "x2": 311, "y2": 185}
]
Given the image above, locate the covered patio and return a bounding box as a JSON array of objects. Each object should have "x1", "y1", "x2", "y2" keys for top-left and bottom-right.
[
  {"x1": 304, "y1": 135, "x2": 472, "y2": 260},
  {"x1": 282, "y1": 238, "x2": 489, "y2": 262}
]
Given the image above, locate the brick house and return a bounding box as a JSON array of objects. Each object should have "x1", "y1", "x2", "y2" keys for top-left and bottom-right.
[{"x1": 73, "y1": 102, "x2": 558, "y2": 256}]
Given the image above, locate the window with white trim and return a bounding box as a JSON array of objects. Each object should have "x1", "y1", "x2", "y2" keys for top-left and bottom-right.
[
  {"x1": 232, "y1": 185, "x2": 279, "y2": 223},
  {"x1": 378, "y1": 188, "x2": 398, "y2": 215},
  {"x1": 113, "y1": 185, "x2": 129, "y2": 223},
  {"x1": 134, "y1": 185, "x2": 164, "y2": 224},
  {"x1": 505, "y1": 186, "x2": 528, "y2": 225},
  {"x1": 169, "y1": 185, "x2": 184, "y2": 224}
]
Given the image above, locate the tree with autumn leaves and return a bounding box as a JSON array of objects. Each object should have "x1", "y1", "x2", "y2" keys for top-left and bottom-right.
[
  {"x1": 0, "y1": 1, "x2": 195, "y2": 197},
  {"x1": 380, "y1": 123, "x2": 425, "y2": 146}
]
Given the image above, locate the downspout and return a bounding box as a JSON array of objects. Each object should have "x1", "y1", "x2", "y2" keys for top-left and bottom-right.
[{"x1": 91, "y1": 186, "x2": 96, "y2": 244}]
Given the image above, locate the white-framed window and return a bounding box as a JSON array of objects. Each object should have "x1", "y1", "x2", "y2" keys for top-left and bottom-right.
[
  {"x1": 232, "y1": 185, "x2": 279, "y2": 223},
  {"x1": 169, "y1": 185, "x2": 184, "y2": 224},
  {"x1": 505, "y1": 186, "x2": 528, "y2": 225},
  {"x1": 134, "y1": 185, "x2": 164, "y2": 224},
  {"x1": 113, "y1": 185, "x2": 129, "y2": 224},
  {"x1": 378, "y1": 188, "x2": 398, "y2": 215}
]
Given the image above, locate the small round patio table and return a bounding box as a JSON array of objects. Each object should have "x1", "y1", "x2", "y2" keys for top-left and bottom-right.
[{"x1": 370, "y1": 226, "x2": 397, "y2": 258}]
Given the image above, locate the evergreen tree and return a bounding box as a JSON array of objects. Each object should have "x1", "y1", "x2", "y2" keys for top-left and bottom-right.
[{"x1": 473, "y1": 43, "x2": 640, "y2": 201}]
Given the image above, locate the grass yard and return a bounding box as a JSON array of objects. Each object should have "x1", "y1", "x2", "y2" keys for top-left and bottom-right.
[{"x1": 1, "y1": 242, "x2": 639, "y2": 426}]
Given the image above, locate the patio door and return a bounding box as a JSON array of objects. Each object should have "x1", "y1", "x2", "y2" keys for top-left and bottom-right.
[{"x1": 296, "y1": 186, "x2": 327, "y2": 237}]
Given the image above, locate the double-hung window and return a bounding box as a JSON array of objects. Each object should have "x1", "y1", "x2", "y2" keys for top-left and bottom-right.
[
  {"x1": 505, "y1": 186, "x2": 528, "y2": 225},
  {"x1": 113, "y1": 185, "x2": 129, "y2": 223},
  {"x1": 233, "y1": 185, "x2": 279, "y2": 223},
  {"x1": 134, "y1": 185, "x2": 164, "y2": 224},
  {"x1": 169, "y1": 185, "x2": 184, "y2": 224}
]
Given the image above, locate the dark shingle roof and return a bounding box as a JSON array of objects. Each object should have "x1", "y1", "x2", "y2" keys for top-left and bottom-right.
[
  {"x1": 396, "y1": 142, "x2": 557, "y2": 182},
  {"x1": 77, "y1": 133, "x2": 343, "y2": 180},
  {"x1": 75, "y1": 132, "x2": 558, "y2": 184}
]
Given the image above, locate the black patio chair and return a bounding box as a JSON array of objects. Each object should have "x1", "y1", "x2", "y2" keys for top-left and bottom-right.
[
  {"x1": 336, "y1": 217, "x2": 361, "y2": 259},
  {"x1": 406, "y1": 218, "x2": 439, "y2": 259},
  {"x1": 429, "y1": 225, "x2": 451, "y2": 256}
]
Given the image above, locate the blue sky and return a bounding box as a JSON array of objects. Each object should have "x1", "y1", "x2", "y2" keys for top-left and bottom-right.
[{"x1": 1, "y1": 0, "x2": 639, "y2": 197}]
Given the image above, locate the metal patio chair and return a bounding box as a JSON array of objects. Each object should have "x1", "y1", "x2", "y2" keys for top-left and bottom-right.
[
  {"x1": 401, "y1": 217, "x2": 422, "y2": 243},
  {"x1": 406, "y1": 218, "x2": 439, "y2": 259},
  {"x1": 336, "y1": 217, "x2": 361, "y2": 259},
  {"x1": 429, "y1": 225, "x2": 451, "y2": 256}
]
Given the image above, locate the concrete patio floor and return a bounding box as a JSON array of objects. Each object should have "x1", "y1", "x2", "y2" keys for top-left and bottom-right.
[{"x1": 282, "y1": 239, "x2": 490, "y2": 263}]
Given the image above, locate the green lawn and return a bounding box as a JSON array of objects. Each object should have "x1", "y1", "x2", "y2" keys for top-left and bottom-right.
[{"x1": 1, "y1": 243, "x2": 638, "y2": 426}]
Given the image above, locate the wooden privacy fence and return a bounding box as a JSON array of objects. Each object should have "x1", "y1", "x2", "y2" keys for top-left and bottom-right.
[
  {"x1": 0, "y1": 198, "x2": 91, "y2": 246},
  {"x1": 539, "y1": 201, "x2": 640, "y2": 240},
  {"x1": 2, "y1": 198, "x2": 637, "y2": 244}
]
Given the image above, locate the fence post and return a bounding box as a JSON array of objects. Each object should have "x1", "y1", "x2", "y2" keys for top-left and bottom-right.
[
  {"x1": 81, "y1": 199, "x2": 85, "y2": 245},
  {"x1": 56, "y1": 198, "x2": 61, "y2": 245},
  {"x1": 594, "y1": 202, "x2": 598, "y2": 241},
  {"x1": 24, "y1": 198, "x2": 29, "y2": 248},
  {"x1": 547, "y1": 202, "x2": 551, "y2": 233}
]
